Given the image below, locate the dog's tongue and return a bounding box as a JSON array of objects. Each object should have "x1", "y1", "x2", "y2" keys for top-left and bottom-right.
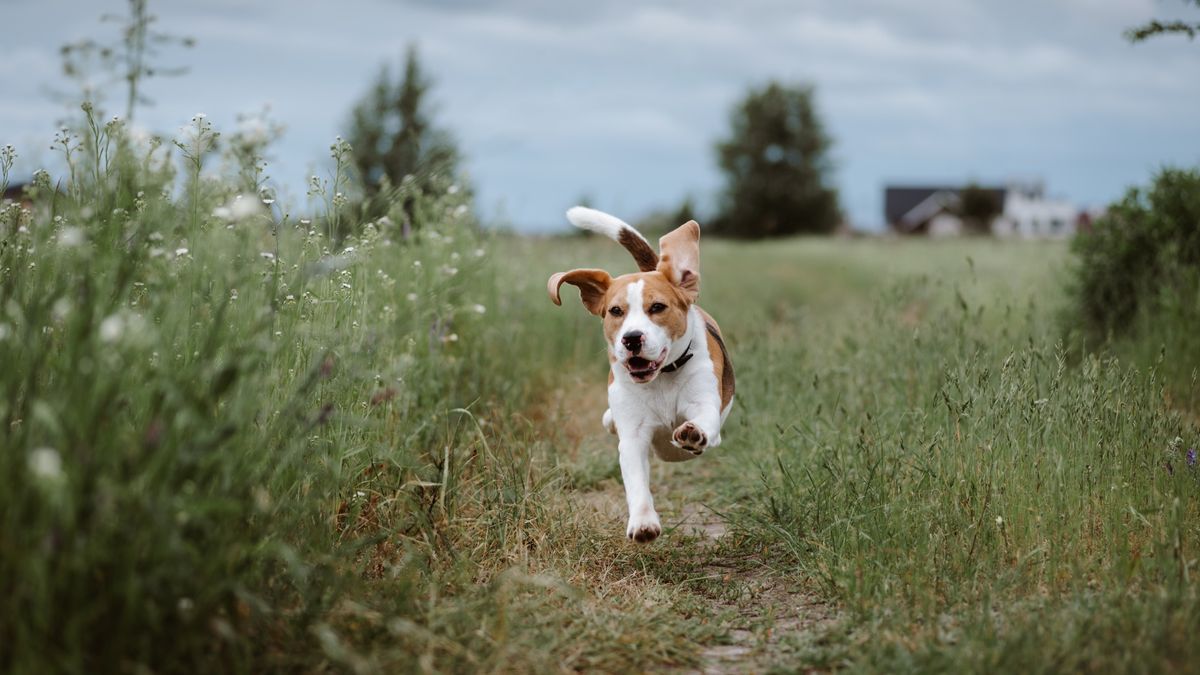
[{"x1": 629, "y1": 356, "x2": 652, "y2": 370}]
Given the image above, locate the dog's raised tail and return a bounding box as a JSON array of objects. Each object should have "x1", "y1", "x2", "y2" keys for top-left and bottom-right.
[{"x1": 566, "y1": 206, "x2": 659, "y2": 272}]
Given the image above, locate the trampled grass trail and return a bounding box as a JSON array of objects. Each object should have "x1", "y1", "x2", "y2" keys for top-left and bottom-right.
[{"x1": 521, "y1": 234, "x2": 1199, "y2": 672}]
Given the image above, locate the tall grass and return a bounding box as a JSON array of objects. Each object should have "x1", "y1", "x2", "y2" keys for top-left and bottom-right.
[
  {"x1": 0, "y1": 103, "x2": 582, "y2": 672},
  {"x1": 703, "y1": 239, "x2": 1200, "y2": 670}
]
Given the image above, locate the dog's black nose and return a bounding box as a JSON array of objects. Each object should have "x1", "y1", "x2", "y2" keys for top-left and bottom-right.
[{"x1": 621, "y1": 331, "x2": 644, "y2": 353}]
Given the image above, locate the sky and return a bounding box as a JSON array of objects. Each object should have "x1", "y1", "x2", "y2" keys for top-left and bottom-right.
[{"x1": 1, "y1": 0, "x2": 1198, "y2": 232}]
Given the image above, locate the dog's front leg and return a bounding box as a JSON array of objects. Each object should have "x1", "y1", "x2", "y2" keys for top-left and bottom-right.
[
  {"x1": 617, "y1": 434, "x2": 661, "y2": 542},
  {"x1": 672, "y1": 393, "x2": 723, "y2": 455}
]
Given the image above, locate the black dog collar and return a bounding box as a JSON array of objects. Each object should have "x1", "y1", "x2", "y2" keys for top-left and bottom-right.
[{"x1": 661, "y1": 342, "x2": 693, "y2": 373}]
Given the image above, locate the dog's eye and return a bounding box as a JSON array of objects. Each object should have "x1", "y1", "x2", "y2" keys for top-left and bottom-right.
[
  {"x1": 609, "y1": 306, "x2": 624, "y2": 317},
  {"x1": 648, "y1": 302, "x2": 667, "y2": 314}
]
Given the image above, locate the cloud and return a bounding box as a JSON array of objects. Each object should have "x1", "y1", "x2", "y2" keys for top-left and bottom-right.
[{"x1": 1, "y1": 0, "x2": 1197, "y2": 230}]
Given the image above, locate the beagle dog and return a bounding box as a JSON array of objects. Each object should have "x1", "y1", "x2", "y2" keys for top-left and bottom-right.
[{"x1": 548, "y1": 207, "x2": 734, "y2": 542}]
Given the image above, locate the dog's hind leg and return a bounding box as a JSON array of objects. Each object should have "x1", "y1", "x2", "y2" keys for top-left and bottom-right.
[{"x1": 602, "y1": 408, "x2": 617, "y2": 435}]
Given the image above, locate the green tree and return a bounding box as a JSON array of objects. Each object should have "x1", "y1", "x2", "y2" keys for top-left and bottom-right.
[
  {"x1": 1125, "y1": 0, "x2": 1200, "y2": 42},
  {"x1": 345, "y1": 45, "x2": 461, "y2": 220},
  {"x1": 714, "y1": 82, "x2": 840, "y2": 237},
  {"x1": 958, "y1": 183, "x2": 1003, "y2": 234}
]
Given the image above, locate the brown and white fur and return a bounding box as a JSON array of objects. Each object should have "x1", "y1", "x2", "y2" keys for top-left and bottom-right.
[{"x1": 548, "y1": 207, "x2": 734, "y2": 543}]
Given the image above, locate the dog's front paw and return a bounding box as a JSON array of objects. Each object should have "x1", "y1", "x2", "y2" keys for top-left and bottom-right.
[
  {"x1": 671, "y1": 421, "x2": 708, "y2": 456},
  {"x1": 626, "y1": 511, "x2": 662, "y2": 543}
]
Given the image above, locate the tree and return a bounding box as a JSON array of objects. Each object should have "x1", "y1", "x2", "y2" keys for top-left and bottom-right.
[
  {"x1": 958, "y1": 183, "x2": 1003, "y2": 234},
  {"x1": 713, "y1": 82, "x2": 840, "y2": 237},
  {"x1": 345, "y1": 45, "x2": 461, "y2": 217},
  {"x1": 1125, "y1": 0, "x2": 1200, "y2": 42}
]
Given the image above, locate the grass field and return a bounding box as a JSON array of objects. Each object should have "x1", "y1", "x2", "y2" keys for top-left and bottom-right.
[{"x1": 2, "y1": 119, "x2": 1198, "y2": 673}]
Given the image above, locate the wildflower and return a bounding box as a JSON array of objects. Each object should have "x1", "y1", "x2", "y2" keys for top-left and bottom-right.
[
  {"x1": 213, "y1": 195, "x2": 263, "y2": 222},
  {"x1": 471, "y1": 303, "x2": 486, "y2": 315},
  {"x1": 0, "y1": 323, "x2": 10, "y2": 341},
  {"x1": 447, "y1": 184, "x2": 460, "y2": 195},
  {"x1": 406, "y1": 293, "x2": 418, "y2": 302},
  {"x1": 99, "y1": 314, "x2": 124, "y2": 342},
  {"x1": 28, "y1": 447, "x2": 63, "y2": 481},
  {"x1": 1188, "y1": 448, "x2": 1197, "y2": 468},
  {"x1": 473, "y1": 248, "x2": 485, "y2": 258},
  {"x1": 174, "y1": 247, "x2": 189, "y2": 257},
  {"x1": 442, "y1": 266, "x2": 458, "y2": 277},
  {"x1": 412, "y1": 260, "x2": 422, "y2": 268},
  {"x1": 230, "y1": 289, "x2": 239, "y2": 301},
  {"x1": 994, "y1": 516, "x2": 1004, "y2": 527},
  {"x1": 58, "y1": 227, "x2": 84, "y2": 247},
  {"x1": 260, "y1": 252, "x2": 275, "y2": 261},
  {"x1": 51, "y1": 298, "x2": 72, "y2": 322}
]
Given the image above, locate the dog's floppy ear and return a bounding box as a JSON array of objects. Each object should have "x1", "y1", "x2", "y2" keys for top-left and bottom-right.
[
  {"x1": 547, "y1": 268, "x2": 613, "y2": 316},
  {"x1": 657, "y1": 220, "x2": 701, "y2": 301}
]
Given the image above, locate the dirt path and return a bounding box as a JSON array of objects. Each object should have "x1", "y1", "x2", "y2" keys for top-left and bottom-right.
[{"x1": 549, "y1": 374, "x2": 838, "y2": 673}]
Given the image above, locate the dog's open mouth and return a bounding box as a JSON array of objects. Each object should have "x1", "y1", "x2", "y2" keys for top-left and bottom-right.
[{"x1": 625, "y1": 355, "x2": 665, "y2": 383}]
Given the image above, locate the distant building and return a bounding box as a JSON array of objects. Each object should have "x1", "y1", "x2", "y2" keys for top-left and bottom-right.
[
  {"x1": 885, "y1": 182, "x2": 1078, "y2": 238},
  {"x1": 2, "y1": 181, "x2": 31, "y2": 209}
]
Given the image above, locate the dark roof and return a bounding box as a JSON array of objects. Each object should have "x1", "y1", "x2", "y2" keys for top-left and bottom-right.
[
  {"x1": 884, "y1": 185, "x2": 1006, "y2": 227},
  {"x1": 3, "y1": 182, "x2": 29, "y2": 201}
]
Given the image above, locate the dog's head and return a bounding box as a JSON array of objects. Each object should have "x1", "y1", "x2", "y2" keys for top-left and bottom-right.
[{"x1": 548, "y1": 216, "x2": 701, "y2": 384}]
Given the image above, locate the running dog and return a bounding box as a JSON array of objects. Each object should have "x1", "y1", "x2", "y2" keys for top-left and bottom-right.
[{"x1": 548, "y1": 207, "x2": 734, "y2": 542}]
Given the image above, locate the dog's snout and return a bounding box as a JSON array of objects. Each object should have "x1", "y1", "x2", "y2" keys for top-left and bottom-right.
[{"x1": 621, "y1": 331, "x2": 644, "y2": 353}]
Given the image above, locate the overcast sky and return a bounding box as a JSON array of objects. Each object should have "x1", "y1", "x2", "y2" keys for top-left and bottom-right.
[{"x1": 2, "y1": 0, "x2": 1198, "y2": 231}]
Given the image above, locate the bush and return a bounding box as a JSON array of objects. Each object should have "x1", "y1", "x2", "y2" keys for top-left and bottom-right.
[{"x1": 1070, "y1": 167, "x2": 1200, "y2": 340}]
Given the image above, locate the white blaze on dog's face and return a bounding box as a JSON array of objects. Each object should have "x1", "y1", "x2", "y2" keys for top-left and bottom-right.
[
  {"x1": 548, "y1": 220, "x2": 701, "y2": 384},
  {"x1": 602, "y1": 274, "x2": 692, "y2": 382}
]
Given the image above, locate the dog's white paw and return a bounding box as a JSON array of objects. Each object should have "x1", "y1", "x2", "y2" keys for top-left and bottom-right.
[
  {"x1": 671, "y1": 421, "x2": 708, "y2": 456},
  {"x1": 602, "y1": 408, "x2": 616, "y2": 435},
  {"x1": 626, "y1": 510, "x2": 662, "y2": 543}
]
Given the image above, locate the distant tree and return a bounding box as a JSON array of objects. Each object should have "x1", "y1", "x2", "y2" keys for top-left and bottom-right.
[
  {"x1": 672, "y1": 195, "x2": 697, "y2": 226},
  {"x1": 345, "y1": 45, "x2": 461, "y2": 220},
  {"x1": 958, "y1": 183, "x2": 1003, "y2": 234},
  {"x1": 1125, "y1": 0, "x2": 1199, "y2": 42},
  {"x1": 713, "y1": 82, "x2": 840, "y2": 238}
]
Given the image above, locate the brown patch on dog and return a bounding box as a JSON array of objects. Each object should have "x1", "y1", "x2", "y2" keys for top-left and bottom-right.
[
  {"x1": 599, "y1": 272, "x2": 693, "y2": 345},
  {"x1": 618, "y1": 228, "x2": 659, "y2": 272},
  {"x1": 548, "y1": 268, "x2": 612, "y2": 315},
  {"x1": 698, "y1": 308, "x2": 735, "y2": 410}
]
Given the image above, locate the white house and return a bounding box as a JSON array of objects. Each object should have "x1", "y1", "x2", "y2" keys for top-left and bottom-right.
[
  {"x1": 992, "y1": 188, "x2": 1077, "y2": 239},
  {"x1": 885, "y1": 182, "x2": 1078, "y2": 238}
]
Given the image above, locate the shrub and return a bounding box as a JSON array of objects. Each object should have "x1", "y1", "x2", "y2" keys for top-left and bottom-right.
[{"x1": 1069, "y1": 167, "x2": 1200, "y2": 341}]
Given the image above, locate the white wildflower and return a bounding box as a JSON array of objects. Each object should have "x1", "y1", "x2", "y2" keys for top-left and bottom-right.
[
  {"x1": 260, "y1": 251, "x2": 275, "y2": 261},
  {"x1": 471, "y1": 303, "x2": 486, "y2": 315},
  {"x1": 99, "y1": 314, "x2": 124, "y2": 342},
  {"x1": 213, "y1": 195, "x2": 263, "y2": 222},
  {"x1": 406, "y1": 293, "x2": 418, "y2": 302},
  {"x1": 174, "y1": 247, "x2": 189, "y2": 258},
  {"x1": 51, "y1": 298, "x2": 72, "y2": 322},
  {"x1": 58, "y1": 227, "x2": 84, "y2": 247},
  {"x1": 473, "y1": 248, "x2": 485, "y2": 258},
  {"x1": 995, "y1": 516, "x2": 1004, "y2": 527},
  {"x1": 29, "y1": 447, "x2": 63, "y2": 481}
]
